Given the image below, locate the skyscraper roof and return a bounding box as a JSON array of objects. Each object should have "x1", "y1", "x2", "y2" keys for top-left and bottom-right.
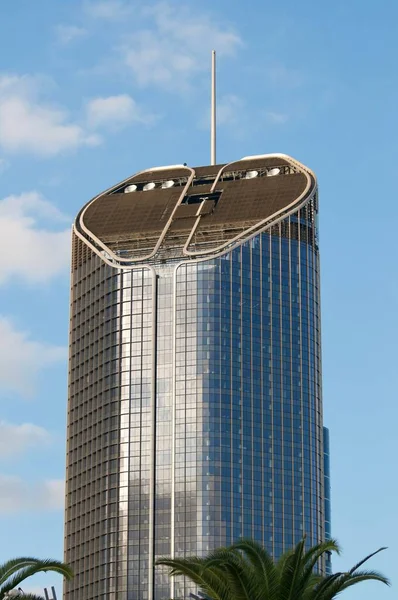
[{"x1": 76, "y1": 154, "x2": 316, "y2": 264}]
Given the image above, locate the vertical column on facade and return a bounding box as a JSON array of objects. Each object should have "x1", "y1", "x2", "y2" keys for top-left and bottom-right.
[
  {"x1": 268, "y1": 231, "x2": 275, "y2": 558},
  {"x1": 304, "y1": 211, "x2": 314, "y2": 546},
  {"x1": 287, "y1": 215, "x2": 295, "y2": 550},
  {"x1": 231, "y1": 247, "x2": 242, "y2": 542},
  {"x1": 239, "y1": 245, "x2": 244, "y2": 541},
  {"x1": 171, "y1": 265, "x2": 180, "y2": 600},
  {"x1": 278, "y1": 225, "x2": 285, "y2": 552},
  {"x1": 123, "y1": 268, "x2": 152, "y2": 598},
  {"x1": 219, "y1": 254, "x2": 232, "y2": 548},
  {"x1": 250, "y1": 236, "x2": 262, "y2": 542},
  {"x1": 313, "y1": 195, "x2": 325, "y2": 552},
  {"x1": 215, "y1": 260, "x2": 223, "y2": 550},
  {"x1": 148, "y1": 270, "x2": 157, "y2": 600},
  {"x1": 249, "y1": 241, "x2": 255, "y2": 541},
  {"x1": 242, "y1": 242, "x2": 253, "y2": 539},
  {"x1": 297, "y1": 208, "x2": 306, "y2": 544},
  {"x1": 118, "y1": 268, "x2": 130, "y2": 597},
  {"x1": 228, "y1": 253, "x2": 234, "y2": 546},
  {"x1": 309, "y1": 203, "x2": 318, "y2": 549},
  {"x1": 259, "y1": 234, "x2": 265, "y2": 547}
]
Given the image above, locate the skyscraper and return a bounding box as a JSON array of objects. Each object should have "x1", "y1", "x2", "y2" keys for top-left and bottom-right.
[{"x1": 65, "y1": 154, "x2": 328, "y2": 600}]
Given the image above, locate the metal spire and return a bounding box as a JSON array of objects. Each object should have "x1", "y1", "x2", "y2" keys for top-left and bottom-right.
[{"x1": 211, "y1": 50, "x2": 216, "y2": 165}]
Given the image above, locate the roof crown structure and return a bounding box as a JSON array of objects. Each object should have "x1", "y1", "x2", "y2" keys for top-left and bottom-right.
[{"x1": 75, "y1": 154, "x2": 316, "y2": 267}]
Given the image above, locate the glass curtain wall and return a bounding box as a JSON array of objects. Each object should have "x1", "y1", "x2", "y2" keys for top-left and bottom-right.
[
  {"x1": 66, "y1": 196, "x2": 325, "y2": 600},
  {"x1": 171, "y1": 211, "x2": 323, "y2": 599}
]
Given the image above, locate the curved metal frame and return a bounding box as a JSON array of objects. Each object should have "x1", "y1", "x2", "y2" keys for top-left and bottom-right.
[
  {"x1": 182, "y1": 153, "x2": 313, "y2": 256},
  {"x1": 74, "y1": 154, "x2": 316, "y2": 270},
  {"x1": 78, "y1": 164, "x2": 195, "y2": 264}
]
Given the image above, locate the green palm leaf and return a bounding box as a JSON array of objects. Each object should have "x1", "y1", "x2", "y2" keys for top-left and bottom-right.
[
  {"x1": 0, "y1": 559, "x2": 43, "y2": 586},
  {"x1": 295, "y1": 539, "x2": 341, "y2": 598},
  {"x1": 230, "y1": 539, "x2": 279, "y2": 599},
  {"x1": 156, "y1": 557, "x2": 230, "y2": 600},
  {"x1": 0, "y1": 558, "x2": 72, "y2": 600},
  {"x1": 11, "y1": 595, "x2": 47, "y2": 600},
  {"x1": 158, "y1": 538, "x2": 388, "y2": 600}
]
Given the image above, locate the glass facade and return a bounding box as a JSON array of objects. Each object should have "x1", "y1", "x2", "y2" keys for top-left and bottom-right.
[
  {"x1": 65, "y1": 158, "x2": 329, "y2": 600},
  {"x1": 323, "y1": 426, "x2": 332, "y2": 574}
]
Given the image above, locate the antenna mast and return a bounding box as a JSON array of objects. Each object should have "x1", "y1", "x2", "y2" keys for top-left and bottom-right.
[{"x1": 211, "y1": 50, "x2": 216, "y2": 165}]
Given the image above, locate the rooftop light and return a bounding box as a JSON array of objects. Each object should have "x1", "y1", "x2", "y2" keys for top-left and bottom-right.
[
  {"x1": 161, "y1": 180, "x2": 175, "y2": 189},
  {"x1": 267, "y1": 168, "x2": 280, "y2": 177},
  {"x1": 124, "y1": 184, "x2": 137, "y2": 193}
]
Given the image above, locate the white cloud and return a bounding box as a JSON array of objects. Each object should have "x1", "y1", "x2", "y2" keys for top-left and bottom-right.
[
  {"x1": 0, "y1": 475, "x2": 64, "y2": 514},
  {"x1": 217, "y1": 94, "x2": 244, "y2": 127},
  {"x1": 0, "y1": 191, "x2": 70, "y2": 284},
  {"x1": 86, "y1": 94, "x2": 154, "y2": 129},
  {"x1": 265, "y1": 110, "x2": 289, "y2": 124},
  {"x1": 0, "y1": 158, "x2": 9, "y2": 173},
  {"x1": 0, "y1": 422, "x2": 51, "y2": 459},
  {"x1": 0, "y1": 317, "x2": 66, "y2": 397},
  {"x1": 266, "y1": 64, "x2": 304, "y2": 89},
  {"x1": 0, "y1": 74, "x2": 100, "y2": 156},
  {"x1": 44, "y1": 479, "x2": 65, "y2": 510},
  {"x1": 121, "y1": 3, "x2": 242, "y2": 90},
  {"x1": 55, "y1": 24, "x2": 88, "y2": 44},
  {"x1": 199, "y1": 94, "x2": 244, "y2": 133},
  {"x1": 84, "y1": 0, "x2": 132, "y2": 20}
]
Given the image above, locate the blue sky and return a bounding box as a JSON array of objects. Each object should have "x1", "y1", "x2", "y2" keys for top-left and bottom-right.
[{"x1": 0, "y1": 0, "x2": 396, "y2": 597}]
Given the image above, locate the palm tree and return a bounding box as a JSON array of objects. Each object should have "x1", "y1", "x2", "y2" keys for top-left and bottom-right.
[
  {"x1": 0, "y1": 557, "x2": 72, "y2": 600},
  {"x1": 157, "y1": 538, "x2": 389, "y2": 600}
]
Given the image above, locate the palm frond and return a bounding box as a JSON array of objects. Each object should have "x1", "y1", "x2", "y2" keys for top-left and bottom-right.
[
  {"x1": 200, "y1": 549, "x2": 254, "y2": 600},
  {"x1": 217, "y1": 560, "x2": 253, "y2": 600},
  {"x1": 156, "y1": 557, "x2": 230, "y2": 600},
  {"x1": 302, "y1": 539, "x2": 341, "y2": 567},
  {"x1": 204, "y1": 548, "x2": 242, "y2": 569},
  {"x1": 0, "y1": 559, "x2": 42, "y2": 585},
  {"x1": 348, "y1": 547, "x2": 387, "y2": 574},
  {"x1": 301, "y1": 574, "x2": 324, "y2": 600},
  {"x1": 12, "y1": 595, "x2": 46, "y2": 600},
  {"x1": 310, "y1": 567, "x2": 390, "y2": 600},
  {"x1": 230, "y1": 539, "x2": 279, "y2": 599},
  {"x1": 275, "y1": 547, "x2": 295, "y2": 579},
  {"x1": 158, "y1": 539, "x2": 388, "y2": 600},
  {"x1": 0, "y1": 561, "x2": 72, "y2": 598},
  {"x1": 278, "y1": 538, "x2": 306, "y2": 600},
  {"x1": 322, "y1": 569, "x2": 390, "y2": 599},
  {"x1": 307, "y1": 572, "x2": 345, "y2": 600},
  {"x1": 295, "y1": 539, "x2": 341, "y2": 596}
]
